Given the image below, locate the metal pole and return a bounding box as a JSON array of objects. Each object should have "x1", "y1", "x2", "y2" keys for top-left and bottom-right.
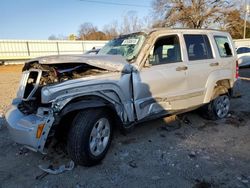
[
  {"x1": 244, "y1": 0, "x2": 247, "y2": 39},
  {"x1": 26, "y1": 41, "x2": 30, "y2": 56},
  {"x1": 56, "y1": 42, "x2": 60, "y2": 55}
]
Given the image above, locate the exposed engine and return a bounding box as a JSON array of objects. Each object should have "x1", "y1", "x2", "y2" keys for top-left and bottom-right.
[
  {"x1": 18, "y1": 61, "x2": 110, "y2": 114},
  {"x1": 23, "y1": 61, "x2": 109, "y2": 86}
]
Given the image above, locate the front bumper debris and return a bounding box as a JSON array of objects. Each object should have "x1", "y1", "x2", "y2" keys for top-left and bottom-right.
[{"x1": 5, "y1": 101, "x2": 54, "y2": 153}]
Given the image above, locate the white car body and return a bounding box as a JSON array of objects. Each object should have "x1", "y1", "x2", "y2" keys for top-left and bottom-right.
[{"x1": 237, "y1": 47, "x2": 250, "y2": 67}]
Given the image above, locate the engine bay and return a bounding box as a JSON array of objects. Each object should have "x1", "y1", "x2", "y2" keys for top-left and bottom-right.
[{"x1": 23, "y1": 61, "x2": 109, "y2": 86}]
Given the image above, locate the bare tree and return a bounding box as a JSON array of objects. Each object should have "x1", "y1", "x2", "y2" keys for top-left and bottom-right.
[
  {"x1": 48, "y1": 34, "x2": 58, "y2": 40},
  {"x1": 223, "y1": 9, "x2": 250, "y2": 39},
  {"x1": 152, "y1": 0, "x2": 234, "y2": 29},
  {"x1": 119, "y1": 11, "x2": 144, "y2": 34},
  {"x1": 102, "y1": 21, "x2": 119, "y2": 39},
  {"x1": 86, "y1": 31, "x2": 108, "y2": 40},
  {"x1": 78, "y1": 22, "x2": 98, "y2": 40},
  {"x1": 48, "y1": 34, "x2": 67, "y2": 40}
]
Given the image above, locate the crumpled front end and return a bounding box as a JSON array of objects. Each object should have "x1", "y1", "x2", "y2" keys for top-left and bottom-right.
[
  {"x1": 5, "y1": 54, "x2": 133, "y2": 153},
  {"x1": 5, "y1": 99, "x2": 54, "y2": 153}
]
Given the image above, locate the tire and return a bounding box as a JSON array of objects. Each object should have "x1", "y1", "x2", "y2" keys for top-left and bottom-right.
[
  {"x1": 201, "y1": 95, "x2": 230, "y2": 120},
  {"x1": 67, "y1": 109, "x2": 113, "y2": 166}
]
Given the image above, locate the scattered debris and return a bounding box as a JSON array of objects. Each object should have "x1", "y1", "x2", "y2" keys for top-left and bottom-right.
[
  {"x1": 35, "y1": 171, "x2": 49, "y2": 180},
  {"x1": 225, "y1": 110, "x2": 250, "y2": 127},
  {"x1": 0, "y1": 170, "x2": 13, "y2": 182},
  {"x1": 237, "y1": 175, "x2": 249, "y2": 184},
  {"x1": 163, "y1": 115, "x2": 178, "y2": 123},
  {"x1": 175, "y1": 132, "x2": 187, "y2": 139},
  {"x1": 201, "y1": 155, "x2": 211, "y2": 160},
  {"x1": 119, "y1": 150, "x2": 129, "y2": 158},
  {"x1": 188, "y1": 151, "x2": 197, "y2": 159},
  {"x1": 128, "y1": 160, "x2": 137, "y2": 168},
  {"x1": 159, "y1": 123, "x2": 181, "y2": 132},
  {"x1": 75, "y1": 183, "x2": 84, "y2": 188},
  {"x1": 181, "y1": 116, "x2": 192, "y2": 125},
  {"x1": 198, "y1": 121, "x2": 218, "y2": 130},
  {"x1": 16, "y1": 147, "x2": 29, "y2": 156},
  {"x1": 193, "y1": 179, "x2": 212, "y2": 188},
  {"x1": 159, "y1": 134, "x2": 166, "y2": 138},
  {"x1": 226, "y1": 114, "x2": 245, "y2": 127},
  {"x1": 152, "y1": 176, "x2": 161, "y2": 180},
  {"x1": 38, "y1": 160, "x2": 74, "y2": 175},
  {"x1": 120, "y1": 138, "x2": 137, "y2": 145}
]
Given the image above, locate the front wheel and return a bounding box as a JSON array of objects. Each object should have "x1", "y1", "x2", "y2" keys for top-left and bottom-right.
[
  {"x1": 201, "y1": 95, "x2": 230, "y2": 120},
  {"x1": 67, "y1": 109, "x2": 113, "y2": 166}
]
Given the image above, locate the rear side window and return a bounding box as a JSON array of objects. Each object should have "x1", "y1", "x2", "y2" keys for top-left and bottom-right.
[
  {"x1": 237, "y1": 47, "x2": 250, "y2": 54},
  {"x1": 214, "y1": 36, "x2": 232, "y2": 57},
  {"x1": 184, "y1": 34, "x2": 213, "y2": 61}
]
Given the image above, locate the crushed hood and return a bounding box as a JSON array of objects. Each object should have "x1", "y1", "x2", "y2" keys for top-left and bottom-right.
[{"x1": 27, "y1": 54, "x2": 134, "y2": 73}]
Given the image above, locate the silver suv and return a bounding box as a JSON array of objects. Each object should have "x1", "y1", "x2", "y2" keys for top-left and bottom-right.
[{"x1": 6, "y1": 29, "x2": 238, "y2": 166}]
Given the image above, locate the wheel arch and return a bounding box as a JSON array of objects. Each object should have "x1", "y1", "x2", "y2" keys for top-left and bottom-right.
[
  {"x1": 204, "y1": 78, "x2": 232, "y2": 103},
  {"x1": 55, "y1": 95, "x2": 124, "y2": 134}
]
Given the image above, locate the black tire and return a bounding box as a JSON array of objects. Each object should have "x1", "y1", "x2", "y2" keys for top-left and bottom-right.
[
  {"x1": 201, "y1": 95, "x2": 230, "y2": 120},
  {"x1": 67, "y1": 109, "x2": 113, "y2": 166}
]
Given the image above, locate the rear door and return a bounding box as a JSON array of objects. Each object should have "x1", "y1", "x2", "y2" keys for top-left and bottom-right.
[{"x1": 183, "y1": 34, "x2": 217, "y2": 106}]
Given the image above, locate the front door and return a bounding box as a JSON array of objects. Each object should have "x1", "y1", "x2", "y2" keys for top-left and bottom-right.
[{"x1": 133, "y1": 34, "x2": 189, "y2": 120}]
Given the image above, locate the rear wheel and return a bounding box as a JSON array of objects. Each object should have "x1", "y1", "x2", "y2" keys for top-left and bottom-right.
[
  {"x1": 67, "y1": 109, "x2": 113, "y2": 166},
  {"x1": 202, "y1": 95, "x2": 230, "y2": 120}
]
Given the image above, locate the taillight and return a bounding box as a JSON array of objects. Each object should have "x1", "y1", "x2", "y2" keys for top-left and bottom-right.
[{"x1": 236, "y1": 60, "x2": 239, "y2": 79}]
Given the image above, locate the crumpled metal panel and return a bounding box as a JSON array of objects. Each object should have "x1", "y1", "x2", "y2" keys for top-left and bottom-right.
[{"x1": 27, "y1": 54, "x2": 134, "y2": 73}]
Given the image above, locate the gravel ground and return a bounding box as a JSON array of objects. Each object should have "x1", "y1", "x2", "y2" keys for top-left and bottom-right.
[{"x1": 0, "y1": 65, "x2": 250, "y2": 188}]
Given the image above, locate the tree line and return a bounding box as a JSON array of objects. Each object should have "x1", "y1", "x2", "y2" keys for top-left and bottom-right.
[{"x1": 49, "y1": 0, "x2": 250, "y2": 40}]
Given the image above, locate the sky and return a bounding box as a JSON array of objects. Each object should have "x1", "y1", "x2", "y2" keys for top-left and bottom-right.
[{"x1": 0, "y1": 0, "x2": 152, "y2": 39}]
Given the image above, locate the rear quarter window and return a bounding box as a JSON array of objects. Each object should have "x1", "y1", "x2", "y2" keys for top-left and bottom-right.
[{"x1": 214, "y1": 36, "x2": 232, "y2": 57}]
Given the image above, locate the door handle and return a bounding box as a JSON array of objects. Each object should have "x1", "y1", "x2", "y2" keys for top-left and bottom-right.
[
  {"x1": 176, "y1": 66, "x2": 188, "y2": 71},
  {"x1": 210, "y1": 62, "x2": 219, "y2": 67}
]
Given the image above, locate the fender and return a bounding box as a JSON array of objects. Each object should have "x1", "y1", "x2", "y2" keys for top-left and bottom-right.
[
  {"x1": 59, "y1": 99, "x2": 107, "y2": 118},
  {"x1": 53, "y1": 92, "x2": 135, "y2": 125},
  {"x1": 204, "y1": 69, "x2": 233, "y2": 103}
]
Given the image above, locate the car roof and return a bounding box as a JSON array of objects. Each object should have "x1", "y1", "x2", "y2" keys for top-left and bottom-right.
[{"x1": 122, "y1": 28, "x2": 230, "y2": 37}]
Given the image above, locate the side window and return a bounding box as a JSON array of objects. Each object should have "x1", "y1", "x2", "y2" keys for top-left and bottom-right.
[
  {"x1": 149, "y1": 35, "x2": 182, "y2": 65},
  {"x1": 238, "y1": 47, "x2": 250, "y2": 54},
  {"x1": 236, "y1": 47, "x2": 245, "y2": 54},
  {"x1": 214, "y1": 36, "x2": 232, "y2": 57},
  {"x1": 184, "y1": 34, "x2": 213, "y2": 61}
]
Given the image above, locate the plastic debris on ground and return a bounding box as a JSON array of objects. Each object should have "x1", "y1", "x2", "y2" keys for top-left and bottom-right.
[{"x1": 38, "y1": 160, "x2": 75, "y2": 175}]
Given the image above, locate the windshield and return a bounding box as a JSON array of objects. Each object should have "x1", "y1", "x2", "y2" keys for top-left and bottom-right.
[{"x1": 98, "y1": 33, "x2": 146, "y2": 61}]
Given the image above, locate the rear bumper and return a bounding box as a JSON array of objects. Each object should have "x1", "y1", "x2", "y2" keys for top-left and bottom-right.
[{"x1": 5, "y1": 100, "x2": 54, "y2": 153}]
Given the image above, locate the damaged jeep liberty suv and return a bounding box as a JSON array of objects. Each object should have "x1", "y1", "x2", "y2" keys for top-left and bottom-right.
[{"x1": 6, "y1": 29, "x2": 238, "y2": 166}]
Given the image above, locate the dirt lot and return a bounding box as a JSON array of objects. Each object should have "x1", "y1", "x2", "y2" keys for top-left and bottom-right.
[{"x1": 0, "y1": 65, "x2": 250, "y2": 188}]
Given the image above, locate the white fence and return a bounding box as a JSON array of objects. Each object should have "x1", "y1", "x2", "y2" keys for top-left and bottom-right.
[
  {"x1": 0, "y1": 38, "x2": 249, "y2": 64},
  {"x1": 0, "y1": 40, "x2": 108, "y2": 64},
  {"x1": 234, "y1": 39, "x2": 250, "y2": 48}
]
